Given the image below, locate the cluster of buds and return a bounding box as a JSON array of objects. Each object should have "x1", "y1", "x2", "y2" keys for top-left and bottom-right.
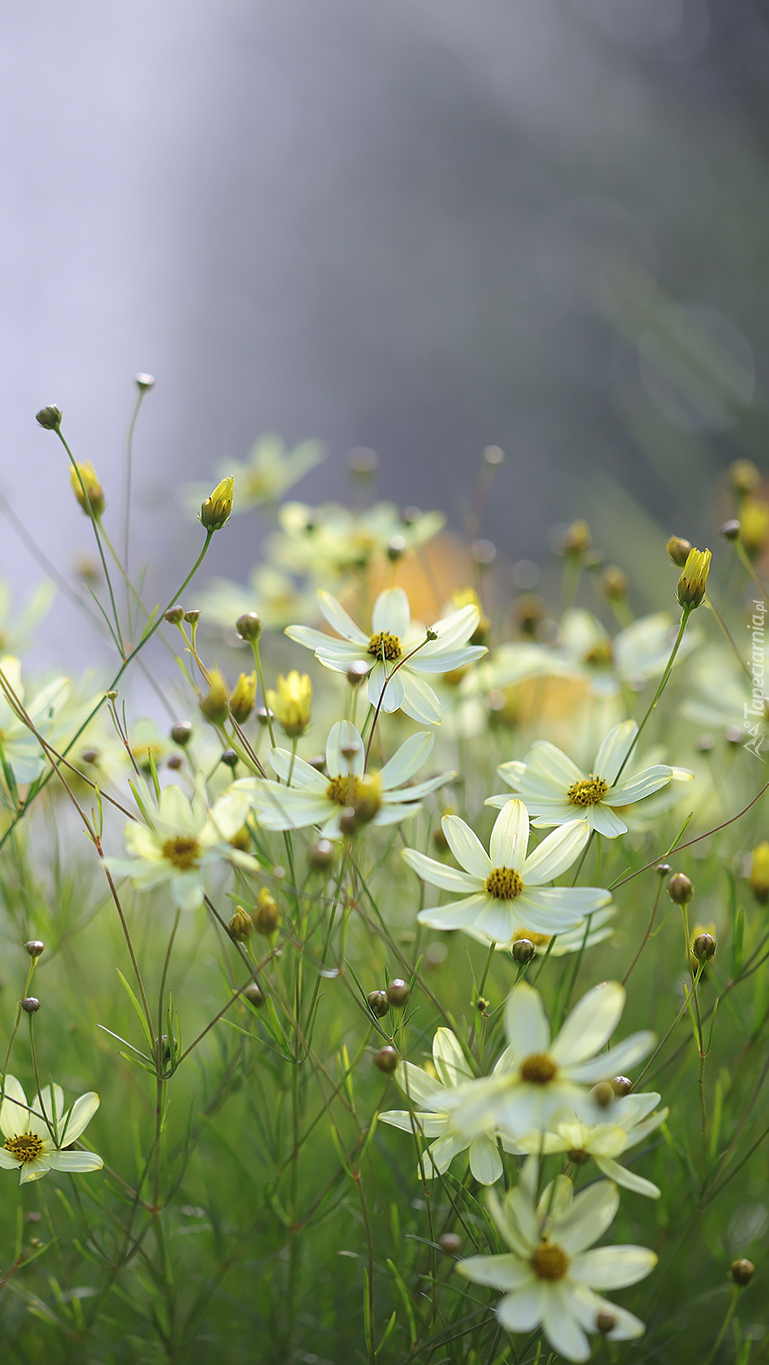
[
  {"x1": 266, "y1": 672, "x2": 313, "y2": 738},
  {"x1": 228, "y1": 889, "x2": 282, "y2": 944}
]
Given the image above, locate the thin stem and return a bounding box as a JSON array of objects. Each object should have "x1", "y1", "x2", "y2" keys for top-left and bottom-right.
[
  {"x1": 614, "y1": 608, "x2": 691, "y2": 784},
  {"x1": 56, "y1": 428, "x2": 125, "y2": 656}
]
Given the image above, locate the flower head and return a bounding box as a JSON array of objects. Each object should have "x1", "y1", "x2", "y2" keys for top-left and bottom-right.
[
  {"x1": 515, "y1": 1091, "x2": 669, "y2": 1198},
  {"x1": 424, "y1": 980, "x2": 654, "y2": 1138},
  {"x1": 457, "y1": 1165, "x2": 657, "y2": 1361},
  {"x1": 200, "y1": 476, "x2": 234, "y2": 532},
  {"x1": 0, "y1": 1078, "x2": 102, "y2": 1184},
  {"x1": 286, "y1": 587, "x2": 487, "y2": 725},
  {"x1": 676, "y1": 547, "x2": 711, "y2": 610},
  {"x1": 105, "y1": 782, "x2": 253, "y2": 911},
  {"x1": 489, "y1": 720, "x2": 691, "y2": 838},
  {"x1": 236, "y1": 720, "x2": 453, "y2": 839},
  {"x1": 404, "y1": 800, "x2": 610, "y2": 944},
  {"x1": 266, "y1": 671, "x2": 313, "y2": 738}
]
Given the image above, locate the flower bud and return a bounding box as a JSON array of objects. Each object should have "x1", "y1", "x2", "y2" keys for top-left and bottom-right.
[
  {"x1": 374, "y1": 1046, "x2": 398, "y2": 1074},
  {"x1": 730, "y1": 459, "x2": 761, "y2": 496},
  {"x1": 739, "y1": 499, "x2": 769, "y2": 559},
  {"x1": 243, "y1": 982, "x2": 266, "y2": 1008},
  {"x1": 70, "y1": 461, "x2": 106, "y2": 518},
  {"x1": 229, "y1": 672, "x2": 257, "y2": 725},
  {"x1": 483, "y1": 445, "x2": 504, "y2": 467},
  {"x1": 346, "y1": 660, "x2": 370, "y2": 688},
  {"x1": 266, "y1": 672, "x2": 312, "y2": 739},
  {"x1": 731, "y1": 1258, "x2": 755, "y2": 1287},
  {"x1": 439, "y1": 1232, "x2": 462, "y2": 1255},
  {"x1": 656, "y1": 862, "x2": 672, "y2": 877},
  {"x1": 367, "y1": 990, "x2": 390, "y2": 1018},
  {"x1": 171, "y1": 722, "x2": 193, "y2": 747},
  {"x1": 611, "y1": 1076, "x2": 633, "y2": 1097},
  {"x1": 592, "y1": 1082, "x2": 615, "y2": 1109},
  {"x1": 255, "y1": 707, "x2": 273, "y2": 727},
  {"x1": 199, "y1": 671, "x2": 230, "y2": 725},
  {"x1": 348, "y1": 447, "x2": 378, "y2": 478},
  {"x1": 167, "y1": 753, "x2": 184, "y2": 771},
  {"x1": 676, "y1": 547, "x2": 711, "y2": 610},
  {"x1": 253, "y1": 888, "x2": 280, "y2": 938},
  {"x1": 164, "y1": 605, "x2": 185, "y2": 625},
  {"x1": 596, "y1": 1311, "x2": 616, "y2": 1335},
  {"x1": 667, "y1": 872, "x2": 694, "y2": 904},
  {"x1": 512, "y1": 938, "x2": 535, "y2": 964},
  {"x1": 387, "y1": 535, "x2": 407, "y2": 562},
  {"x1": 200, "y1": 476, "x2": 234, "y2": 531},
  {"x1": 749, "y1": 842, "x2": 769, "y2": 903},
  {"x1": 562, "y1": 520, "x2": 591, "y2": 557},
  {"x1": 24, "y1": 941, "x2": 44, "y2": 958},
  {"x1": 351, "y1": 774, "x2": 381, "y2": 825},
  {"x1": 338, "y1": 806, "x2": 359, "y2": 837},
  {"x1": 692, "y1": 932, "x2": 716, "y2": 963},
  {"x1": 21, "y1": 998, "x2": 40, "y2": 1014},
  {"x1": 386, "y1": 978, "x2": 409, "y2": 1007},
  {"x1": 666, "y1": 535, "x2": 692, "y2": 567},
  {"x1": 601, "y1": 566, "x2": 628, "y2": 601},
  {"x1": 136, "y1": 372, "x2": 155, "y2": 391},
  {"x1": 308, "y1": 839, "x2": 335, "y2": 871},
  {"x1": 184, "y1": 609, "x2": 201, "y2": 625},
  {"x1": 35, "y1": 404, "x2": 62, "y2": 430},
  {"x1": 228, "y1": 908, "x2": 254, "y2": 942},
  {"x1": 236, "y1": 611, "x2": 263, "y2": 642},
  {"x1": 220, "y1": 748, "x2": 239, "y2": 769},
  {"x1": 721, "y1": 519, "x2": 741, "y2": 542}
]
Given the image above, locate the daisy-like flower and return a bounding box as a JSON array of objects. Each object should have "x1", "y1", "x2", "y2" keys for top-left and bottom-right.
[
  {"x1": 555, "y1": 608, "x2": 698, "y2": 698},
  {"x1": 378, "y1": 1028, "x2": 518, "y2": 1185},
  {"x1": 106, "y1": 783, "x2": 254, "y2": 911},
  {"x1": 457, "y1": 1165, "x2": 657, "y2": 1361},
  {"x1": 488, "y1": 720, "x2": 692, "y2": 838},
  {"x1": 286, "y1": 587, "x2": 487, "y2": 725},
  {"x1": 236, "y1": 720, "x2": 453, "y2": 839},
  {"x1": 403, "y1": 799, "x2": 610, "y2": 944},
  {"x1": 422, "y1": 980, "x2": 654, "y2": 1138},
  {"x1": 0, "y1": 1077, "x2": 103, "y2": 1185},
  {"x1": 515, "y1": 1091, "x2": 669, "y2": 1198},
  {"x1": 0, "y1": 656, "x2": 71, "y2": 785},
  {"x1": 273, "y1": 501, "x2": 445, "y2": 583}
]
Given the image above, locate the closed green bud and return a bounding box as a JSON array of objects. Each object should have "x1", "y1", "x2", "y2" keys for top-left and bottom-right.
[
  {"x1": 731, "y1": 1258, "x2": 755, "y2": 1287},
  {"x1": 228, "y1": 908, "x2": 254, "y2": 942},
  {"x1": 35, "y1": 404, "x2": 62, "y2": 430},
  {"x1": 199, "y1": 670, "x2": 230, "y2": 725},
  {"x1": 200, "y1": 476, "x2": 234, "y2": 531},
  {"x1": 667, "y1": 872, "x2": 694, "y2": 904},
  {"x1": 164, "y1": 605, "x2": 185, "y2": 625},
  {"x1": 666, "y1": 535, "x2": 692, "y2": 567},
  {"x1": 236, "y1": 611, "x2": 263, "y2": 641}
]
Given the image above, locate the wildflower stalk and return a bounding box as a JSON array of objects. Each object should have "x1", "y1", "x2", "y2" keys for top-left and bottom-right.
[
  {"x1": 614, "y1": 607, "x2": 692, "y2": 784},
  {"x1": 56, "y1": 428, "x2": 126, "y2": 657}
]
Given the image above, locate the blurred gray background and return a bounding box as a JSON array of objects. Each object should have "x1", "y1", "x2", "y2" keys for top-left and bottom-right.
[{"x1": 2, "y1": 0, "x2": 768, "y2": 667}]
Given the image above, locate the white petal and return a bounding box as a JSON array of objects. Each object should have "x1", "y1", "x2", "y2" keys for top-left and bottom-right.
[
  {"x1": 570, "y1": 1031, "x2": 655, "y2": 1084},
  {"x1": 269, "y1": 749, "x2": 328, "y2": 791},
  {"x1": 504, "y1": 983, "x2": 550, "y2": 1060},
  {"x1": 19, "y1": 1162, "x2": 50, "y2": 1184},
  {"x1": 326, "y1": 721, "x2": 364, "y2": 777},
  {"x1": 419, "y1": 604, "x2": 479, "y2": 653},
  {"x1": 526, "y1": 741, "x2": 584, "y2": 788},
  {"x1": 554, "y1": 1180, "x2": 619, "y2": 1254},
  {"x1": 586, "y1": 805, "x2": 628, "y2": 838},
  {"x1": 255, "y1": 792, "x2": 333, "y2": 831},
  {"x1": 411, "y1": 645, "x2": 487, "y2": 674},
  {"x1": 0, "y1": 1149, "x2": 20, "y2": 1169},
  {"x1": 386, "y1": 770, "x2": 454, "y2": 801},
  {"x1": 595, "y1": 1156, "x2": 660, "y2": 1198},
  {"x1": 571, "y1": 1245, "x2": 658, "y2": 1289},
  {"x1": 593, "y1": 720, "x2": 637, "y2": 784},
  {"x1": 45, "y1": 1151, "x2": 104, "y2": 1173},
  {"x1": 489, "y1": 800, "x2": 529, "y2": 871},
  {"x1": 608, "y1": 768, "x2": 673, "y2": 805},
  {"x1": 469, "y1": 1134, "x2": 503, "y2": 1184},
  {"x1": 433, "y1": 1029, "x2": 472, "y2": 1088},
  {"x1": 399, "y1": 670, "x2": 442, "y2": 724},
  {"x1": 317, "y1": 590, "x2": 369, "y2": 644},
  {"x1": 378, "y1": 1110, "x2": 446, "y2": 1136},
  {"x1": 0, "y1": 1077, "x2": 30, "y2": 1139},
  {"x1": 522, "y1": 820, "x2": 590, "y2": 884},
  {"x1": 551, "y1": 982, "x2": 626, "y2": 1066},
  {"x1": 402, "y1": 848, "x2": 483, "y2": 892},
  {"x1": 378, "y1": 732, "x2": 433, "y2": 790},
  {"x1": 395, "y1": 1061, "x2": 443, "y2": 1106},
  {"x1": 285, "y1": 625, "x2": 364, "y2": 665},
  {"x1": 62, "y1": 1093, "x2": 100, "y2": 1145},
  {"x1": 456, "y1": 1255, "x2": 533, "y2": 1292},
  {"x1": 497, "y1": 1281, "x2": 549, "y2": 1332},
  {"x1": 520, "y1": 887, "x2": 610, "y2": 915},
  {"x1": 543, "y1": 1286, "x2": 591, "y2": 1362},
  {"x1": 417, "y1": 893, "x2": 491, "y2": 930},
  {"x1": 372, "y1": 587, "x2": 410, "y2": 639},
  {"x1": 171, "y1": 871, "x2": 204, "y2": 912},
  {"x1": 422, "y1": 1133, "x2": 469, "y2": 1174},
  {"x1": 441, "y1": 815, "x2": 493, "y2": 878},
  {"x1": 569, "y1": 1283, "x2": 647, "y2": 1341}
]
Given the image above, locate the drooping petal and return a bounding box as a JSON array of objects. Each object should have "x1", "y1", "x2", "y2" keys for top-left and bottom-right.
[
  {"x1": 542, "y1": 1285, "x2": 591, "y2": 1362},
  {"x1": 489, "y1": 800, "x2": 530, "y2": 871},
  {"x1": 422, "y1": 1132, "x2": 469, "y2": 1175},
  {"x1": 519, "y1": 886, "x2": 610, "y2": 916},
  {"x1": 377, "y1": 1110, "x2": 446, "y2": 1136},
  {"x1": 402, "y1": 848, "x2": 484, "y2": 893},
  {"x1": 378, "y1": 731, "x2": 434, "y2": 791},
  {"x1": 19, "y1": 1162, "x2": 50, "y2": 1184},
  {"x1": 504, "y1": 983, "x2": 550, "y2": 1058},
  {"x1": 317, "y1": 590, "x2": 369, "y2": 644},
  {"x1": 593, "y1": 720, "x2": 637, "y2": 785},
  {"x1": 570, "y1": 1244, "x2": 658, "y2": 1289},
  {"x1": 45, "y1": 1151, "x2": 104, "y2": 1172},
  {"x1": 594, "y1": 1156, "x2": 660, "y2": 1198},
  {"x1": 399, "y1": 670, "x2": 442, "y2": 725},
  {"x1": 551, "y1": 982, "x2": 626, "y2": 1066},
  {"x1": 522, "y1": 820, "x2": 590, "y2": 885},
  {"x1": 468, "y1": 1134, "x2": 503, "y2": 1184},
  {"x1": 441, "y1": 815, "x2": 493, "y2": 878},
  {"x1": 569, "y1": 1282, "x2": 647, "y2": 1341},
  {"x1": 61, "y1": 1093, "x2": 100, "y2": 1145},
  {"x1": 372, "y1": 587, "x2": 410, "y2": 639}
]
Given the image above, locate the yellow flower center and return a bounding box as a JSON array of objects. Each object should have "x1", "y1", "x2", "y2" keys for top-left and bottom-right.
[
  {"x1": 567, "y1": 775, "x2": 609, "y2": 807},
  {"x1": 519, "y1": 1052, "x2": 557, "y2": 1085},
  {"x1": 567, "y1": 1148, "x2": 591, "y2": 1165},
  {"x1": 485, "y1": 867, "x2": 524, "y2": 900},
  {"x1": 367, "y1": 631, "x2": 402, "y2": 662},
  {"x1": 162, "y1": 836, "x2": 200, "y2": 870},
  {"x1": 531, "y1": 1239, "x2": 569, "y2": 1281},
  {"x1": 4, "y1": 1133, "x2": 45, "y2": 1164},
  {"x1": 326, "y1": 774, "x2": 362, "y2": 807}
]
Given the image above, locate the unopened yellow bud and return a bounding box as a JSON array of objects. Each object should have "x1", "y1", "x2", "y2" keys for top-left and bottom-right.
[
  {"x1": 199, "y1": 669, "x2": 230, "y2": 724},
  {"x1": 266, "y1": 671, "x2": 313, "y2": 738},
  {"x1": 70, "y1": 461, "x2": 106, "y2": 517},
  {"x1": 562, "y1": 520, "x2": 591, "y2": 557},
  {"x1": 252, "y1": 887, "x2": 281, "y2": 938},
  {"x1": 229, "y1": 672, "x2": 257, "y2": 724},
  {"x1": 676, "y1": 547, "x2": 711, "y2": 610},
  {"x1": 228, "y1": 908, "x2": 254, "y2": 942},
  {"x1": 749, "y1": 842, "x2": 769, "y2": 903},
  {"x1": 200, "y1": 476, "x2": 234, "y2": 531},
  {"x1": 729, "y1": 459, "x2": 761, "y2": 497},
  {"x1": 351, "y1": 773, "x2": 381, "y2": 824},
  {"x1": 739, "y1": 499, "x2": 769, "y2": 559}
]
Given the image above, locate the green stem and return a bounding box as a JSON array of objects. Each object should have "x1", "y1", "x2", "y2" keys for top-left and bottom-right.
[
  {"x1": 250, "y1": 639, "x2": 276, "y2": 747},
  {"x1": 57, "y1": 428, "x2": 125, "y2": 656},
  {"x1": 614, "y1": 608, "x2": 692, "y2": 783}
]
